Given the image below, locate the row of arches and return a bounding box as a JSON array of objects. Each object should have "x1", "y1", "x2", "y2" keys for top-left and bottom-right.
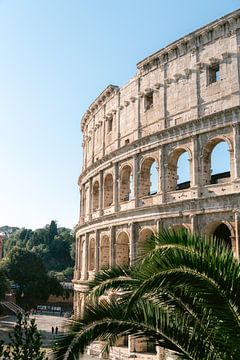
[
  {"x1": 91, "y1": 138, "x2": 231, "y2": 211},
  {"x1": 79, "y1": 221, "x2": 232, "y2": 274}
]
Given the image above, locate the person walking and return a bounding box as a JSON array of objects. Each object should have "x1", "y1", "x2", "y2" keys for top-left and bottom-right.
[
  {"x1": 52, "y1": 326, "x2": 54, "y2": 335},
  {"x1": 55, "y1": 326, "x2": 58, "y2": 335}
]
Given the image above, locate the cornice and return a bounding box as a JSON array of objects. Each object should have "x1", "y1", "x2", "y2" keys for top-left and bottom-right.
[
  {"x1": 81, "y1": 84, "x2": 119, "y2": 131},
  {"x1": 137, "y1": 9, "x2": 240, "y2": 73}
]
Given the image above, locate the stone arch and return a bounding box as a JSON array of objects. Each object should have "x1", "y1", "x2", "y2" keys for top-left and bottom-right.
[
  {"x1": 204, "y1": 221, "x2": 234, "y2": 248},
  {"x1": 138, "y1": 227, "x2": 155, "y2": 254},
  {"x1": 116, "y1": 231, "x2": 130, "y2": 266},
  {"x1": 100, "y1": 235, "x2": 110, "y2": 269},
  {"x1": 92, "y1": 180, "x2": 100, "y2": 212},
  {"x1": 139, "y1": 156, "x2": 158, "y2": 197},
  {"x1": 119, "y1": 165, "x2": 132, "y2": 202},
  {"x1": 167, "y1": 147, "x2": 192, "y2": 191},
  {"x1": 202, "y1": 136, "x2": 233, "y2": 185},
  {"x1": 104, "y1": 173, "x2": 113, "y2": 207},
  {"x1": 88, "y1": 238, "x2": 95, "y2": 271}
]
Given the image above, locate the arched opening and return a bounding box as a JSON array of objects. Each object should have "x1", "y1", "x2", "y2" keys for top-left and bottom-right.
[
  {"x1": 202, "y1": 139, "x2": 231, "y2": 185},
  {"x1": 92, "y1": 181, "x2": 100, "y2": 212},
  {"x1": 100, "y1": 235, "x2": 110, "y2": 269},
  {"x1": 210, "y1": 141, "x2": 231, "y2": 184},
  {"x1": 213, "y1": 223, "x2": 232, "y2": 248},
  {"x1": 116, "y1": 232, "x2": 130, "y2": 266},
  {"x1": 176, "y1": 152, "x2": 191, "y2": 190},
  {"x1": 88, "y1": 238, "x2": 95, "y2": 271},
  {"x1": 104, "y1": 174, "x2": 113, "y2": 208},
  {"x1": 167, "y1": 148, "x2": 191, "y2": 191},
  {"x1": 138, "y1": 228, "x2": 154, "y2": 255},
  {"x1": 119, "y1": 165, "x2": 133, "y2": 202},
  {"x1": 139, "y1": 158, "x2": 158, "y2": 197}
]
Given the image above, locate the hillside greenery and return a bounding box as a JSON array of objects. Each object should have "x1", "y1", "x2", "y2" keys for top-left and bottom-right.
[{"x1": 2, "y1": 220, "x2": 74, "y2": 281}]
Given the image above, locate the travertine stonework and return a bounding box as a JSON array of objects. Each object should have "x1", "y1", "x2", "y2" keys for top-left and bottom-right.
[{"x1": 74, "y1": 10, "x2": 240, "y2": 359}]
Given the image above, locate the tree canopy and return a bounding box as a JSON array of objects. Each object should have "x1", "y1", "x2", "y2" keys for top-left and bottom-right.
[
  {"x1": 3, "y1": 220, "x2": 74, "y2": 279},
  {"x1": 3, "y1": 247, "x2": 63, "y2": 307},
  {"x1": 54, "y1": 229, "x2": 240, "y2": 360}
]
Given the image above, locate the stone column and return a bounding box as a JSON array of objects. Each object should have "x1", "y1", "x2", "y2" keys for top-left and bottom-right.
[
  {"x1": 156, "y1": 219, "x2": 162, "y2": 235},
  {"x1": 75, "y1": 237, "x2": 81, "y2": 280},
  {"x1": 110, "y1": 226, "x2": 116, "y2": 268},
  {"x1": 117, "y1": 92, "x2": 121, "y2": 148},
  {"x1": 234, "y1": 211, "x2": 239, "y2": 260},
  {"x1": 191, "y1": 136, "x2": 199, "y2": 187},
  {"x1": 92, "y1": 116, "x2": 95, "y2": 164},
  {"x1": 113, "y1": 162, "x2": 119, "y2": 211},
  {"x1": 99, "y1": 170, "x2": 104, "y2": 215},
  {"x1": 132, "y1": 154, "x2": 139, "y2": 207},
  {"x1": 129, "y1": 222, "x2": 137, "y2": 264},
  {"x1": 159, "y1": 148, "x2": 166, "y2": 203},
  {"x1": 88, "y1": 178, "x2": 92, "y2": 221},
  {"x1": 232, "y1": 121, "x2": 240, "y2": 180},
  {"x1": 190, "y1": 214, "x2": 197, "y2": 234},
  {"x1": 95, "y1": 229, "x2": 100, "y2": 272},
  {"x1": 137, "y1": 77, "x2": 142, "y2": 139},
  {"x1": 102, "y1": 106, "x2": 106, "y2": 157},
  {"x1": 82, "y1": 234, "x2": 89, "y2": 280}
]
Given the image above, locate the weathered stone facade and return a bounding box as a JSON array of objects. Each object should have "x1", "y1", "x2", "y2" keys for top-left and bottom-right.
[{"x1": 74, "y1": 9, "x2": 240, "y2": 359}]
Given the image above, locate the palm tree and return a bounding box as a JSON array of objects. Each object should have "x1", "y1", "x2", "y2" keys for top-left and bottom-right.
[{"x1": 53, "y1": 229, "x2": 240, "y2": 360}]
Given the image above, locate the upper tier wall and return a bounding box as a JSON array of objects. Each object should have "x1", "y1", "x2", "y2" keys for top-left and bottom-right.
[{"x1": 81, "y1": 9, "x2": 240, "y2": 171}]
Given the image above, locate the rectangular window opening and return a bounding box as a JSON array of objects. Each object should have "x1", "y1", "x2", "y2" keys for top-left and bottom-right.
[
  {"x1": 107, "y1": 117, "x2": 113, "y2": 133},
  {"x1": 144, "y1": 91, "x2": 153, "y2": 111},
  {"x1": 209, "y1": 64, "x2": 220, "y2": 84}
]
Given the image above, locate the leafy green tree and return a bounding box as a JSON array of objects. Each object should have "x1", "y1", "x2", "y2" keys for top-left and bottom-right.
[
  {"x1": 1, "y1": 313, "x2": 47, "y2": 360},
  {"x1": 4, "y1": 247, "x2": 63, "y2": 307},
  {"x1": 54, "y1": 230, "x2": 240, "y2": 360},
  {"x1": 49, "y1": 220, "x2": 58, "y2": 240}
]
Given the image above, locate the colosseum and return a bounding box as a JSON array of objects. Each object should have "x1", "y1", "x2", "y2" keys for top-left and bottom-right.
[{"x1": 73, "y1": 9, "x2": 240, "y2": 359}]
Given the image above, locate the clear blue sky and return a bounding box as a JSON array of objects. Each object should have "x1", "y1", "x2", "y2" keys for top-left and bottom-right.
[{"x1": 0, "y1": 0, "x2": 238, "y2": 230}]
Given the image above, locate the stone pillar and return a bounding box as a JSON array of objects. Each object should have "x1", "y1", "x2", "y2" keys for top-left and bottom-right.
[
  {"x1": 117, "y1": 92, "x2": 121, "y2": 148},
  {"x1": 235, "y1": 211, "x2": 239, "y2": 260},
  {"x1": 95, "y1": 229, "x2": 100, "y2": 272},
  {"x1": 99, "y1": 170, "x2": 104, "y2": 215},
  {"x1": 190, "y1": 214, "x2": 197, "y2": 234},
  {"x1": 113, "y1": 162, "x2": 119, "y2": 211},
  {"x1": 75, "y1": 236, "x2": 81, "y2": 280},
  {"x1": 159, "y1": 148, "x2": 166, "y2": 203},
  {"x1": 129, "y1": 222, "x2": 137, "y2": 265},
  {"x1": 102, "y1": 106, "x2": 106, "y2": 157},
  {"x1": 137, "y1": 77, "x2": 142, "y2": 139},
  {"x1": 232, "y1": 121, "x2": 240, "y2": 180},
  {"x1": 92, "y1": 116, "x2": 95, "y2": 164},
  {"x1": 156, "y1": 219, "x2": 162, "y2": 235},
  {"x1": 163, "y1": 63, "x2": 168, "y2": 129},
  {"x1": 191, "y1": 135, "x2": 199, "y2": 187},
  {"x1": 132, "y1": 154, "x2": 139, "y2": 207},
  {"x1": 110, "y1": 226, "x2": 116, "y2": 267},
  {"x1": 88, "y1": 178, "x2": 92, "y2": 221},
  {"x1": 82, "y1": 234, "x2": 89, "y2": 280}
]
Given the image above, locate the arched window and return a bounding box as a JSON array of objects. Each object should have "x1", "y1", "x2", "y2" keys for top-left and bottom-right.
[
  {"x1": 176, "y1": 152, "x2": 191, "y2": 190},
  {"x1": 116, "y1": 232, "x2": 130, "y2": 266},
  {"x1": 140, "y1": 158, "x2": 158, "y2": 197},
  {"x1": 92, "y1": 181, "x2": 100, "y2": 212},
  {"x1": 138, "y1": 228, "x2": 154, "y2": 255},
  {"x1": 202, "y1": 139, "x2": 231, "y2": 185},
  {"x1": 213, "y1": 223, "x2": 232, "y2": 248},
  {"x1": 88, "y1": 238, "x2": 95, "y2": 271},
  {"x1": 210, "y1": 141, "x2": 231, "y2": 184},
  {"x1": 100, "y1": 235, "x2": 110, "y2": 269},
  {"x1": 120, "y1": 165, "x2": 132, "y2": 202},
  {"x1": 104, "y1": 174, "x2": 113, "y2": 207},
  {"x1": 167, "y1": 148, "x2": 191, "y2": 191}
]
